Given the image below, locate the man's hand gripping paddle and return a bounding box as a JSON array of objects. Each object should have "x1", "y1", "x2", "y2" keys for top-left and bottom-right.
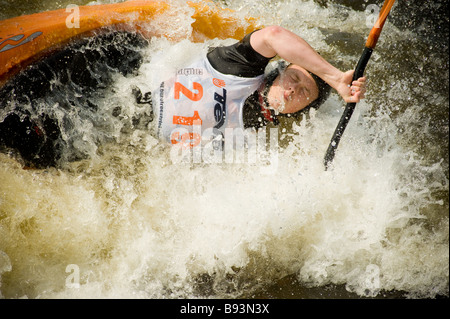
[{"x1": 324, "y1": 0, "x2": 396, "y2": 170}]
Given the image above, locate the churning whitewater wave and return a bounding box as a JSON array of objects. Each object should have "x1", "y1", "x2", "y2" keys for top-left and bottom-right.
[{"x1": 0, "y1": 0, "x2": 448, "y2": 299}]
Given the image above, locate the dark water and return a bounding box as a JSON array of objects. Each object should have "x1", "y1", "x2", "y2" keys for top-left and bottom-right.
[{"x1": 0, "y1": 0, "x2": 448, "y2": 300}]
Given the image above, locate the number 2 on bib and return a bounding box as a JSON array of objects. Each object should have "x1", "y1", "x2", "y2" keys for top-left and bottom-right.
[{"x1": 174, "y1": 82, "x2": 203, "y2": 101}]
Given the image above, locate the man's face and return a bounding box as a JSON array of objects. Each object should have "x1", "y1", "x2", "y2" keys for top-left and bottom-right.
[{"x1": 267, "y1": 64, "x2": 319, "y2": 114}]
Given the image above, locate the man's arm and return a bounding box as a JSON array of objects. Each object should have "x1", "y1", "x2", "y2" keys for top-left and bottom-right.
[{"x1": 249, "y1": 26, "x2": 366, "y2": 103}]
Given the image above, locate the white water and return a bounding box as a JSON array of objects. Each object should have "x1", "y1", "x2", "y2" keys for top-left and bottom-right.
[{"x1": 0, "y1": 0, "x2": 448, "y2": 299}]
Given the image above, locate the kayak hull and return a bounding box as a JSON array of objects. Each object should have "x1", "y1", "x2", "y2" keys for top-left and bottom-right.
[{"x1": 0, "y1": 0, "x2": 258, "y2": 87}]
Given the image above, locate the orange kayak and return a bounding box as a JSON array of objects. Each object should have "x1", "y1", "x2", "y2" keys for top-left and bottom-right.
[{"x1": 0, "y1": 0, "x2": 258, "y2": 87}]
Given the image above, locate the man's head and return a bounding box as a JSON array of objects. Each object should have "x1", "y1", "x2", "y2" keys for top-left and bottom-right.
[{"x1": 267, "y1": 63, "x2": 331, "y2": 115}]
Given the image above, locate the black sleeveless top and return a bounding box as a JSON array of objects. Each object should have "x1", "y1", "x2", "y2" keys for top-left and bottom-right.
[
  {"x1": 207, "y1": 32, "x2": 277, "y2": 129},
  {"x1": 207, "y1": 32, "x2": 272, "y2": 78}
]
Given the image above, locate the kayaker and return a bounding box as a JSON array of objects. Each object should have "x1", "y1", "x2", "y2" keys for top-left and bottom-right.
[
  {"x1": 148, "y1": 26, "x2": 366, "y2": 148},
  {"x1": 0, "y1": 26, "x2": 366, "y2": 167}
]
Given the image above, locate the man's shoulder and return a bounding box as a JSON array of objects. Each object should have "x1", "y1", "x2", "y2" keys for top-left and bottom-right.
[{"x1": 207, "y1": 32, "x2": 272, "y2": 78}]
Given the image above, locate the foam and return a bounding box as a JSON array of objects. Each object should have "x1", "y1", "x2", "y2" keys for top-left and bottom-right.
[{"x1": 0, "y1": 0, "x2": 448, "y2": 299}]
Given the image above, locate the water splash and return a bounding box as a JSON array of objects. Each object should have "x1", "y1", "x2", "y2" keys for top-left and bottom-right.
[{"x1": 0, "y1": 0, "x2": 448, "y2": 299}]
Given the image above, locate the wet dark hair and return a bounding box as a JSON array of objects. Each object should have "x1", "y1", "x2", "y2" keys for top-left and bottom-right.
[{"x1": 303, "y1": 72, "x2": 332, "y2": 110}]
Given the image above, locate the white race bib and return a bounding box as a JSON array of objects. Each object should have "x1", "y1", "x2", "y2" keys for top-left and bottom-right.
[{"x1": 153, "y1": 57, "x2": 264, "y2": 149}]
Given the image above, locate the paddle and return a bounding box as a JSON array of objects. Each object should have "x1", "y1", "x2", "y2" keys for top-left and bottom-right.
[{"x1": 323, "y1": 0, "x2": 396, "y2": 170}]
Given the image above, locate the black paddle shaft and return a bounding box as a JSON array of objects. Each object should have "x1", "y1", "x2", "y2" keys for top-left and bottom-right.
[{"x1": 324, "y1": 46, "x2": 373, "y2": 170}]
